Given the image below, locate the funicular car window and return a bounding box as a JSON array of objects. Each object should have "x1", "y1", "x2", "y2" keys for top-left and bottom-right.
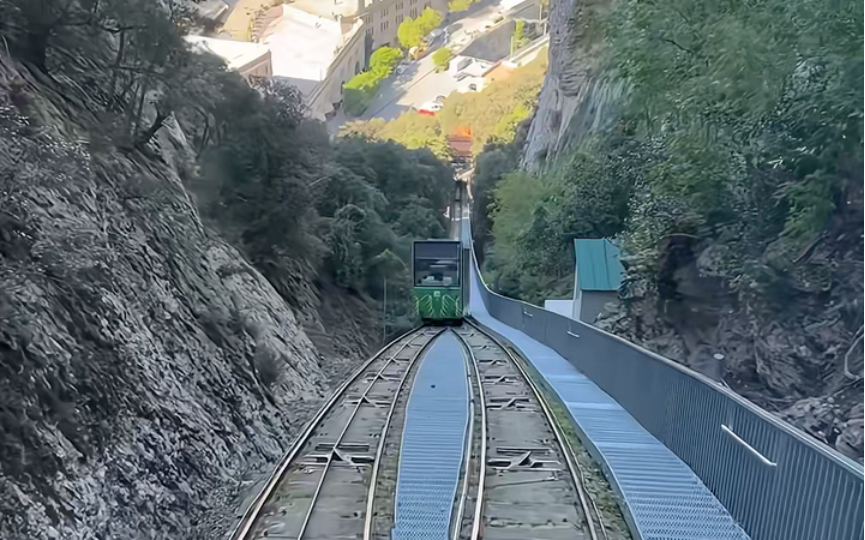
[
  {"x1": 415, "y1": 258, "x2": 460, "y2": 286},
  {"x1": 414, "y1": 242, "x2": 461, "y2": 286}
]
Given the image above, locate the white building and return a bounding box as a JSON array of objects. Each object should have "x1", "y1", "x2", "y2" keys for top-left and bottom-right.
[
  {"x1": 184, "y1": 35, "x2": 273, "y2": 80},
  {"x1": 259, "y1": 5, "x2": 366, "y2": 120}
]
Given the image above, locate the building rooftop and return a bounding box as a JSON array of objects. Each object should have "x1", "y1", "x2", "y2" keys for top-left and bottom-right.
[
  {"x1": 220, "y1": 0, "x2": 274, "y2": 39},
  {"x1": 260, "y1": 5, "x2": 358, "y2": 95},
  {"x1": 289, "y1": 0, "x2": 361, "y2": 19},
  {"x1": 574, "y1": 239, "x2": 624, "y2": 291},
  {"x1": 184, "y1": 35, "x2": 270, "y2": 71}
]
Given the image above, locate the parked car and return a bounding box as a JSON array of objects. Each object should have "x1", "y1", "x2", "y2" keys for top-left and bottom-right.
[
  {"x1": 418, "y1": 101, "x2": 443, "y2": 116},
  {"x1": 435, "y1": 95, "x2": 447, "y2": 104},
  {"x1": 468, "y1": 83, "x2": 477, "y2": 92},
  {"x1": 454, "y1": 71, "x2": 471, "y2": 81}
]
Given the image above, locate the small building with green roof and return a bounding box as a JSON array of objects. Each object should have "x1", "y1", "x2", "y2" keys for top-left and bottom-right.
[{"x1": 572, "y1": 238, "x2": 624, "y2": 323}]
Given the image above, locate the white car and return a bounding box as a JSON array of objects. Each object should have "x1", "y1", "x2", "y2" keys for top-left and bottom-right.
[{"x1": 418, "y1": 101, "x2": 443, "y2": 116}]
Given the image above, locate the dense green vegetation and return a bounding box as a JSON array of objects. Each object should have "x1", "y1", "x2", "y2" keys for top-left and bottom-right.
[
  {"x1": 0, "y1": 0, "x2": 452, "y2": 331},
  {"x1": 478, "y1": 0, "x2": 863, "y2": 308},
  {"x1": 439, "y1": 54, "x2": 546, "y2": 152},
  {"x1": 341, "y1": 54, "x2": 546, "y2": 156},
  {"x1": 340, "y1": 113, "x2": 451, "y2": 160},
  {"x1": 344, "y1": 46, "x2": 404, "y2": 115},
  {"x1": 200, "y1": 79, "x2": 452, "y2": 324},
  {"x1": 397, "y1": 8, "x2": 443, "y2": 49}
]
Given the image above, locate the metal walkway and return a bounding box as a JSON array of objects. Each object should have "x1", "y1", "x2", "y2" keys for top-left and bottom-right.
[
  {"x1": 393, "y1": 331, "x2": 470, "y2": 540},
  {"x1": 467, "y1": 266, "x2": 751, "y2": 540}
]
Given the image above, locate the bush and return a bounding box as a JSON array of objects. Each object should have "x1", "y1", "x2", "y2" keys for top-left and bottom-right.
[{"x1": 432, "y1": 48, "x2": 454, "y2": 71}]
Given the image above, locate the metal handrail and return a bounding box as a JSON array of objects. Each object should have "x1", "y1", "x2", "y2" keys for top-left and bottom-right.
[{"x1": 721, "y1": 424, "x2": 777, "y2": 468}]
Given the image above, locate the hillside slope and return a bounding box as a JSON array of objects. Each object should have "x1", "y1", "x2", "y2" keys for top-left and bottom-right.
[{"x1": 0, "y1": 54, "x2": 332, "y2": 539}]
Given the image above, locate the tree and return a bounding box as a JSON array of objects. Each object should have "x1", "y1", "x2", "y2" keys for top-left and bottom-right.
[
  {"x1": 438, "y1": 54, "x2": 547, "y2": 152},
  {"x1": 432, "y1": 47, "x2": 454, "y2": 71},
  {"x1": 397, "y1": 18, "x2": 423, "y2": 49},
  {"x1": 416, "y1": 8, "x2": 443, "y2": 35},
  {"x1": 513, "y1": 20, "x2": 530, "y2": 50},
  {"x1": 344, "y1": 70, "x2": 383, "y2": 115},
  {"x1": 448, "y1": 0, "x2": 474, "y2": 13},
  {"x1": 398, "y1": 8, "x2": 442, "y2": 49},
  {"x1": 339, "y1": 118, "x2": 387, "y2": 139},
  {"x1": 369, "y1": 46, "x2": 403, "y2": 74},
  {"x1": 378, "y1": 113, "x2": 450, "y2": 160},
  {"x1": 342, "y1": 46, "x2": 402, "y2": 115}
]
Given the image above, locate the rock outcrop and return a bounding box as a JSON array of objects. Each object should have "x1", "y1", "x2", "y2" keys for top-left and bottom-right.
[
  {"x1": 0, "y1": 54, "x2": 335, "y2": 538},
  {"x1": 521, "y1": 0, "x2": 622, "y2": 171}
]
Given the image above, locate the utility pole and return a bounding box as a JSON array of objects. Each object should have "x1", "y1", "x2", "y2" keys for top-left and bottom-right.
[{"x1": 382, "y1": 275, "x2": 387, "y2": 345}]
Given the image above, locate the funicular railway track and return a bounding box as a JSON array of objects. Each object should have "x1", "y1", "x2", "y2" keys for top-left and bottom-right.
[
  {"x1": 453, "y1": 322, "x2": 604, "y2": 540},
  {"x1": 233, "y1": 321, "x2": 607, "y2": 540},
  {"x1": 232, "y1": 327, "x2": 443, "y2": 540}
]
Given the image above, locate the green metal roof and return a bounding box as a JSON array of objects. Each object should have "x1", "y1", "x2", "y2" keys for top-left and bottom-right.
[{"x1": 574, "y1": 239, "x2": 624, "y2": 291}]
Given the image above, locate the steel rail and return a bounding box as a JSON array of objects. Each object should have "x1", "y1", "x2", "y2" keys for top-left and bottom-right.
[
  {"x1": 450, "y1": 329, "x2": 479, "y2": 540},
  {"x1": 362, "y1": 327, "x2": 445, "y2": 540},
  {"x1": 465, "y1": 320, "x2": 601, "y2": 540},
  {"x1": 231, "y1": 325, "x2": 424, "y2": 540},
  {"x1": 296, "y1": 328, "x2": 443, "y2": 539},
  {"x1": 452, "y1": 329, "x2": 488, "y2": 540}
]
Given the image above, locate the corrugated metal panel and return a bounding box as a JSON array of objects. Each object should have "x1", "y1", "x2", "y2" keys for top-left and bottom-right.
[
  {"x1": 575, "y1": 238, "x2": 624, "y2": 291},
  {"x1": 393, "y1": 332, "x2": 469, "y2": 540}
]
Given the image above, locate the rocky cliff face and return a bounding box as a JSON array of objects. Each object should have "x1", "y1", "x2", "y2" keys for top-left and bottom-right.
[
  {"x1": 522, "y1": 0, "x2": 863, "y2": 462},
  {"x1": 521, "y1": 0, "x2": 620, "y2": 172},
  {"x1": 0, "y1": 55, "x2": 344, "y2": 539}
]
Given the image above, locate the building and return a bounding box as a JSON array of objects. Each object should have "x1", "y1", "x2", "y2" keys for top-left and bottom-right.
[
  {"x1": 571, "y1": 238, "x2": 624, "y2": 324},
  {"x1": 543, "y1": 299, "x2": 574, "y2": 317},
  {"x1": 259, "y1": 5, "x2": 366, "y2": 120},
  {"x1": 184, "y1": 35, "x2": 273, "y2": 80},
  {"x1": 447, "y1": 126, "x2": 473, "y2": 167},
  {"x1": 290, "y1": 0, "x2": 448, "y2": 52}
]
